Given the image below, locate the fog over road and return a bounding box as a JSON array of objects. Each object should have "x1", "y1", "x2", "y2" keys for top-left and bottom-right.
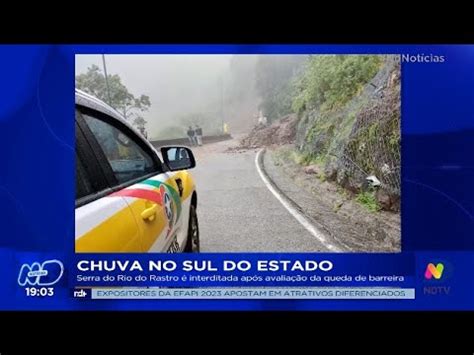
[{"x1": 190, "y1": 139, "x2": 330, "y2": 252}]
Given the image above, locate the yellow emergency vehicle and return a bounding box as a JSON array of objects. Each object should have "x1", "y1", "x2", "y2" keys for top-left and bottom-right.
[{"x1": 75, "y1": 89, "x2": 199, "y2": 253}]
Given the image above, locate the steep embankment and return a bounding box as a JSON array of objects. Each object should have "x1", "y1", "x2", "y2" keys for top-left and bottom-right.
[
  {"x1": 295, "y1": 56, "x2": 401, "y2": 211},
  {"x1": 240, "y1": 56, "x2": 401, "y2": 212}
]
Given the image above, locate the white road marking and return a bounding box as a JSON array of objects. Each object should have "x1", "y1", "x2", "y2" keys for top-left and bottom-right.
[{"x1": 255, "y1": 149, "x2": 340, "y2": 252}]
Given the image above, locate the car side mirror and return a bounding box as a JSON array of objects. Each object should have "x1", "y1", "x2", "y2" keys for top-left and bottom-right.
[{"x1": 160, "y1": 146, "x2": 196, "y2": 171}]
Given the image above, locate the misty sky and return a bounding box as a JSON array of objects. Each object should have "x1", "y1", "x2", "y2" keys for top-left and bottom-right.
[{"x1": 75, "y1": 55, "x2": 234, "y2": 139}]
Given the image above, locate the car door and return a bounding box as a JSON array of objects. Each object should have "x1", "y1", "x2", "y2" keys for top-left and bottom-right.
[
  {"x1": 75, "y1": 119, "x2": 142, "y2": 253},
  {"x1": 160, "y1": 147, "x2": 194, "y2": 251},
  {"x1": 77, "y1": 107, "x2": 183, "y2": 252}
]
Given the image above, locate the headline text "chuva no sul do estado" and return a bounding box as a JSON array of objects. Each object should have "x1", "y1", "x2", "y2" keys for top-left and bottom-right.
[{"x1": 76, "y1": 260, "x2": 334, "y2": 272}]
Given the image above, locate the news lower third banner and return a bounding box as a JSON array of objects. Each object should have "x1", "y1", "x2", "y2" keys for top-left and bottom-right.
[
  {"x1": 85, "y1": 288, "x2": 415, "y2": 300},
  {"x1": 72, "y1": 253, "x2": 415, "y2": 289}
]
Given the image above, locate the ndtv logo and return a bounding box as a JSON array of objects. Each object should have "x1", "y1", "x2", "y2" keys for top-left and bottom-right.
[
  {"x1": 424, "y1": 263, "x2": 444, "y2": 280},
  {"x1": 423, "y1": 262, "x2": 451, "y2": 296}
]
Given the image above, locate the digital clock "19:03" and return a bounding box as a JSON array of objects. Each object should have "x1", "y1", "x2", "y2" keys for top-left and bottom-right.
[{"x1": 25, "y1": 287, "x2": 54, "y2": 297}]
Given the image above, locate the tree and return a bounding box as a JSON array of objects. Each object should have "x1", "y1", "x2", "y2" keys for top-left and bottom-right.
[{"x1": 76, "y1": 64, "x2": 151, "y2": 135}]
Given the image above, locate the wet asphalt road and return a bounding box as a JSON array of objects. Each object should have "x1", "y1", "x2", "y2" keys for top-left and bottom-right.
[{"x1": 190, "y1": 141, "x2": 328, "y2": 252}]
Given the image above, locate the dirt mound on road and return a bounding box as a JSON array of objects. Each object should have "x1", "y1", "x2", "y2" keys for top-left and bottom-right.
[{"x1": 238, "y1": 114, "x2": 298, "y2": 149}]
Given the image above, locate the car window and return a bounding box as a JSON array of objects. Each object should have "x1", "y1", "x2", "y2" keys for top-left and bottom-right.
[
  {"x1": 83, "y1": 114, "x2": 157, "y2": 184},
  {"x1": 76, "y1": 154, "x2": 94, "y2": 200}
]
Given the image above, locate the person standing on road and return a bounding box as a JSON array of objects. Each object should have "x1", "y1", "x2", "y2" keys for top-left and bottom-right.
[
  {"x1": 187, "y1": 126, "x2": 195, "y2": 146},
  {"x1": 195, "y1": 124, "x2": 203, "y2": 146}
]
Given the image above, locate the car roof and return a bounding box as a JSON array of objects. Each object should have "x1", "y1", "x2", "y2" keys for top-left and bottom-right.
[
  {"x1": 75, "y1": 89, "x2": 159, "y2": 154},
  {"x1": 75, "y1": 89, "x2": 127, "y2": 123}
]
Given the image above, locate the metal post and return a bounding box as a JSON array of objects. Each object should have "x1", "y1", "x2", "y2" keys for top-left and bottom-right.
[
  {"x1": 102, "y1": 54, "x2": 112, "y2": 106},
  {"x1": 221, "y1": 75, "x2": 224, "y2": 133}
]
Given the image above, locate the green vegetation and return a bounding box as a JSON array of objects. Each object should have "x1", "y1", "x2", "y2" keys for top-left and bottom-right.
[
  {"x1": 269, "y1": 56, "x2": 400, "y2": 213},
  {"x1": 293, "y1": 151, "x2": 312, "y2": 166},
  {"x1": 289, "y1": 150, "x2": 326, "y2": 167},
  {"x1": 292, "y1": 55, "x2": 382, "y2": 114},
  {"x1": 387, "y1": 114, "x2": 401, "y2": 154},
  {"x1": 337, "y1": 187, "x2": 349, "y2": 199},
  {"x1": 292, "y1": 56, "x2": 381, "y2": 167},
  {"x1": 355, "y1": 191, "x2": 380, "y2": 212},
  {"x1": 318, "y1": 171, "x2": 327, "y2": 182}
]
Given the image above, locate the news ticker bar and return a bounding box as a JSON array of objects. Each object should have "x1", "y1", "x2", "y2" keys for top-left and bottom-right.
[{"x1": 83, "y1": 287, "x2": 415, "y2": 300}]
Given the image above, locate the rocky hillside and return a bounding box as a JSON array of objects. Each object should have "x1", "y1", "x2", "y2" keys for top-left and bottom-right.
[
  {"x1": 296, "y1": 56, "x2": 401, "y2": 211},
  {"x1": 240, "y1": 55, "x2": 401, "y2": 212}
]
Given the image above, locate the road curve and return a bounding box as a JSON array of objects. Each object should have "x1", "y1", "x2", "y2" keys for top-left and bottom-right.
[{"x1": 190, "y1": 140, "x2": 332, "y2": 252}]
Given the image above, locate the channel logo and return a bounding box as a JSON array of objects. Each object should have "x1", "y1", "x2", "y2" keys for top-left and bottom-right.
[
  {"x1": 424, "y1": 263, "x2": 444, "y2": 280},
  {"x1": 18, "y1": 259, "x2": 64, "y2": 286},
  {"x1": 73, "y1": 289, "x2": 89, "y2": 298}
]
